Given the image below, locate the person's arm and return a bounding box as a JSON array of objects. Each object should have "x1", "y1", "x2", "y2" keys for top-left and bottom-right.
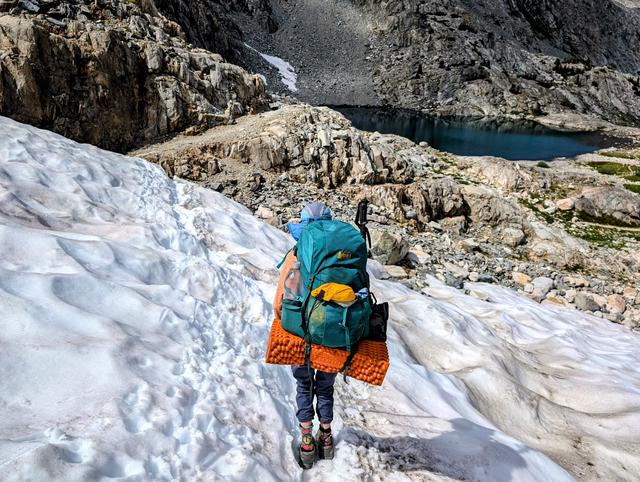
[{"x1": 274, "y1": 251, "x2": 296, "y2": 320}]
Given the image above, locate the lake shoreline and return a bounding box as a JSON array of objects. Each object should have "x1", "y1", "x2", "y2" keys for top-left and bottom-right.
[{"x1": 327, "y1": 105, "x2": 639, "y2": 160}]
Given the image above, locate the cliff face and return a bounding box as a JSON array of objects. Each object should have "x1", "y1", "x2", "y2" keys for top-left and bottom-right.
[
  {"x1": 0, "y1": 1, "x2": 268, "y2": 152},
  {"x1": 152, "y1": 0, "x2": 277, "y2": 65},
  {"x1": 356, "y1": 0, "x2": 640, "y2": 124},
  {"x1": 505, "y1": 0, "x2": 640, "y2": 72},
  {"x1": 162, "y1": 0, "x2": 640, "y2": 126}
]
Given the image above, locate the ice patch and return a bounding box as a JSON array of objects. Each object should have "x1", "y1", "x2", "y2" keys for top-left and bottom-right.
[{"x1": 245, "y1": 43, "x2": 298, "y2": 92}]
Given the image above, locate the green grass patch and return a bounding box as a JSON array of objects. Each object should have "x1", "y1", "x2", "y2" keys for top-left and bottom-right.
[
  {"x1": 586, "y1": 161, "x2": 640, "y2": 177},
  {"x1": 625, "y1": 183, "x2": 640, "y2": 194},
  {"x1": 536, "y1": 161, "x2": 550, "y2": 168},
  {"x1": 575, "y1": 210, "x2": 636, "y2": 228},
  {"x1": 518, "y1": 198, "x2": 555, "y2": 223},
  {"x1": 586, "y1": 161, "x2": 640, "y2": 182},
  {"x1": 599, "y1": 149, "x2": 640, "y2": 160},
  {"x1": 519, "y1": 195, "x2": 640, "y2": 249}
]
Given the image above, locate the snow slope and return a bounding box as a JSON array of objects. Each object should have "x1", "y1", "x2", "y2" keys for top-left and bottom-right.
[
  {"x1": 245, "y1": 43, "x2": 299, "y2": 92},
  {"x1": 0, "y1": 116, "x2": 639, "y2": 481}
]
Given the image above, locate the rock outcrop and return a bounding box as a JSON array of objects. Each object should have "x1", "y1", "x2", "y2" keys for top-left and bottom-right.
[
  {"x1": 575, "y1": 186, "x2": 640, "y2": 227},
  {"x1": 0, "y1": 1, "x2": 268, "y2": 151},
  {"x1": 135, "y1": 104, "x2": 423, "y2": 188}
]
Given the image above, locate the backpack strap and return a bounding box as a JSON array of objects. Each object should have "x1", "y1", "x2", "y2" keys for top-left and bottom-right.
[
  {"x1": 341, "y1": 306, "x2": 351, "y2": 353},
  {"x1": 300, "y1": 274, "x2": 318, "y2": 399},
  {"x1": 276, "y1": 247, "x2": 296, "y2": 270},
  {"x1": 341, "y1": 341, "x2": 360, "y2": 383}
]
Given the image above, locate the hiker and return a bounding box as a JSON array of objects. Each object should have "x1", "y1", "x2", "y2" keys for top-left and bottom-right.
[
  {"x1": 273, "y1": 202, "x2": 337, "y2": 468},
  {"x1": 272, "y1": 200, "x2": 378, "y2": 469}
]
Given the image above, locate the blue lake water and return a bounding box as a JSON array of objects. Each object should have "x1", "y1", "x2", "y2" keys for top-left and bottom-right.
[{"x1": 334, "y1": 107, "x2": 614, "y2": 161}]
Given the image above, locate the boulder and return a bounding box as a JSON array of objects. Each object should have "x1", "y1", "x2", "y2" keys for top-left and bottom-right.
[
  {"x1": 592, "y1": 293, "x2": 608, "y2": 309},
  {"x1": 462, "y1": 157, "x2": 533, "y2": 191},
  {"x1": 574, "y1": 292, "x2": 600, "y2": 312},
  {"x1": 607, "y1": 294, "x2": 627, "y2": 314},
  {"x1": 499, "y1": 227, "x2": 526, "y2": 247},
  {"x1": 256, "y1": 206, "x2": 275, "y2": 219},
  {"x1": 512, "y1": 271, "x2": 531, "y2": 286},
  {"x1": 564, "y1": 289, "x2": 577, "y2": 303},
  {"x1": 556, "y1": 198, "x2": 576, "y2": 211},
  {"x1": 385, "y1": 265, "x2": 409, "y2": 279},
  {"x1": 575, "y1": 186, "x2": 640, "y2": 226},
  {"x1": 364, "y1": 177, "x2": 466, "y2": 226},
  {"x1": 370, "y1": 230, "x2": 409, "y2": 265},
  {"x1": 444, "y1": 262, "x2": 470, "y2": 279},
  {"x1": 407, "y1": 248, "x2": 431, "y2": 265},
  {"x1": 528, "y1": 222, "x2": 589, "y2": 269},
  {"x1": 461, "y1": 185, "x2": 522, "y2": 226},
  {"x1": 529, "y1": 276, "x2": 554, "y2": 301},
  {"x1": 531, "y1": 277, "x2": 555, "y2": 297},
  {"x1": 403, "y1": 178, "x2": 467, "y2": 224}
]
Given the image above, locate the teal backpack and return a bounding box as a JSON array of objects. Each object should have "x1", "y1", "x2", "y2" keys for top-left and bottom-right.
[{"x1": 280, "y1": 219, "x2": 371, "y2": 353}]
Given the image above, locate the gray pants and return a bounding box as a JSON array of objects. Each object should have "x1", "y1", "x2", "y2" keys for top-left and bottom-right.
[{"x1": 291, "y1": 366, "x2": 337, "y2": 424}]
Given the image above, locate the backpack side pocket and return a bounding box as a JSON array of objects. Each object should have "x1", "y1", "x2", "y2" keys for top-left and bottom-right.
[{"x1": 281, "y1": 299, "x2": 305, "y2": 339}]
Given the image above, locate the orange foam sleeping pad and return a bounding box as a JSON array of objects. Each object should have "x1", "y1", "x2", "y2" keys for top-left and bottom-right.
[{"x1": 265, "y1": 319, "x2": 389, "y2": 386}]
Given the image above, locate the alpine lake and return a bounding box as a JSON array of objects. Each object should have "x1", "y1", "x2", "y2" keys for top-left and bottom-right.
[{"x1": 334, "y1": 106, "x2": 616, "y2": 161}]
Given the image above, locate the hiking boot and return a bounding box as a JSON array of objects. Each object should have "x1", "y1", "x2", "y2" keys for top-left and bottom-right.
[
  {"x1": 298, "y1": 423, "x2": 316, "y2": 469},
  {"x1": 316, "y1": 426, "x2": 334, "y2": 460}
]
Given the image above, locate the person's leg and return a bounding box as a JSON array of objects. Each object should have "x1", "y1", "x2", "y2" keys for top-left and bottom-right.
[
  {"x1": 314, "y1": 370, "x2": 337, "y2": 459},
  {"x1": 291, "y1": 365, "x2": 315, "y2": 424},
  {"x1": 292, "y1": 366, "x2": 316, "y2": 468},
  {"x1": 314, "y1": 370, "x2": 337, "y2": 424}
]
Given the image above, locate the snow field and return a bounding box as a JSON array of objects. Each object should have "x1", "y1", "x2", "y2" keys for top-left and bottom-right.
[{"x1": 0, "y1": 116, "x2": 638, "y2": 481}]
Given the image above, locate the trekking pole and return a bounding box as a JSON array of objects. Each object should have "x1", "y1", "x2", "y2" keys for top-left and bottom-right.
[{"x1": 355, "y1": 199, "x2": 372, "y2": 254}]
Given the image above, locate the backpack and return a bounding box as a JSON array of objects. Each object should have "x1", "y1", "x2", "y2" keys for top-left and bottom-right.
[{"x1": 280, "y1": 219, "x2": 371, "y2": 353}]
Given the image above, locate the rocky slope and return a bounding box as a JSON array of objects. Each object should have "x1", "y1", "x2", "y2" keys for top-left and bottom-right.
[
  {"x1": 162, "y1": 0, "x2": 640, "y2": 127},
  {"x1": 0, "y1": 0, "x2": 267, "y2": 151},
  {"x1": 136, "y1": 103, "x2": 640, "y2": 329}
]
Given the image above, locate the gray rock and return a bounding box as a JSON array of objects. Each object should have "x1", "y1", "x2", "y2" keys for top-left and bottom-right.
[
  {"x1": 385, "y1": 265, "x2": 409, "y2": 279},
  {"x1": 500, "y1": 227, "x2": 526, "y2": 247},
  {"x1": 532, "y1": 277, "x2": 555, "y2": 297},
  {"x1": 444, "y1": 274, "x2": 465, "y2": 289},
  {"x1": 564, "y1": 289, "x2": 577, "y2": 303},
  {"x1": 478, "y1": 274, "x2": 496, "y2": 284},
  {"x1": 407, "y1": 248, "x2": 431, "y2": 265},
  {"x1": 574, "y1": 292, "x2": 601, "y2": 312},
  {"x1": 461, "y1": 185, "x2": 523, "y2": 226},
  {"x1": 575, "y1": 186, "x2": 640, "y2": 227},
  {"x1": 370, "y1": 229, "x2": 409, "y2": 265},
  {"x1": 18, "y1": 0, "x2": 38, "y2": 13}
]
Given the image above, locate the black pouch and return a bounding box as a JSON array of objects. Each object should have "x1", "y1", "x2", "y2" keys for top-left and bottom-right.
[{"x1": 367, "y1": 300, "x2": 389, "y2": 342}]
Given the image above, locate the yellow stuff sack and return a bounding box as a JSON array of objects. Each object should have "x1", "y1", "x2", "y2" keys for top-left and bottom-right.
[{"x1": 311, "y1": 283, "x2": 356, "y2": 304}]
